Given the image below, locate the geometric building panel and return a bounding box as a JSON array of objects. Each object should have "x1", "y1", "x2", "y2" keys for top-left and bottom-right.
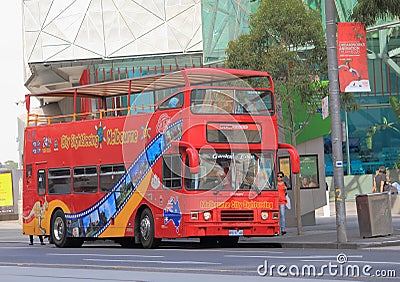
[
  {"x1": 201, "y1": 0, "x2": 256, "y2": 63},
  {"x1": 23, "y1": 0, "x2": 203, "y2": 63}
]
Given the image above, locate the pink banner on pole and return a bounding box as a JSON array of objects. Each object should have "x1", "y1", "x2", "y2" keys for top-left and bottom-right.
[{"x1": 337, "y1": 22, "x2": 371, "y2": 92}]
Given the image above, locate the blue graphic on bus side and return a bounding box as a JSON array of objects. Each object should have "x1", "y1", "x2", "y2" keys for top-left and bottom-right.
[
  {"x1": 65, "y1": 119, "x2": 183, "y2": 238},
  {"x1": 163, "y1": 197, "x2": 182, "y2": 233}
]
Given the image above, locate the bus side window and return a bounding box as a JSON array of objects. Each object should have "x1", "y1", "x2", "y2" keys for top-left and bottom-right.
[
  {"x1": 37, "y1": 169, "x2": 46, "y2": 195},
  {"x1": 48, "y1": 168, "x2": 71, "y2": 194},
  {"x1": 73, "y1": 166, "x2": 98, "y2": 193},
  {"x1": 26, "y1": 164, "x2": 33, "y2": 179},
  {"x1": 159, "y1": 93, "x2": 184, "y2": 110},
  {"x1": 100, "y1": 164, "x2": 125, "y2": 192},
  {"x1": 162, "y1": 154, "x2": 182, "y2": 189}
]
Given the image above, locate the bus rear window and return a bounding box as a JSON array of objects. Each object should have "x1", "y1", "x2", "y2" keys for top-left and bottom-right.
[{"x1": 48, "y1": 168, "x2": 71, "y2": 194}]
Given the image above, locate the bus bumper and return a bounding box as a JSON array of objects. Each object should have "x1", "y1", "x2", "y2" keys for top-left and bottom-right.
[{"x1": 184, "y1": 223, "x2": 280, "y2": 237}]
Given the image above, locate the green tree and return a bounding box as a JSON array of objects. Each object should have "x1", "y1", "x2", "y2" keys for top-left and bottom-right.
[
  {"x1": 4, "y1": 160, "x2": 18, "y2": 170},
  {"x1": 226, "y1": 0, "x2": 328, "y2": 147},
  {"x1": 351, "y1": 0, "x2": 400, "y2": 26}
]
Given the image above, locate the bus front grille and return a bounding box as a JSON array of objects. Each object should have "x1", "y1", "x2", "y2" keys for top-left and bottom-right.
[{"x1": 220, "y1": 210, "x2": 254, "y2": 221}]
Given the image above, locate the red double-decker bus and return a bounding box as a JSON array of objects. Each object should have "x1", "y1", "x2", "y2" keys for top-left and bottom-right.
[{"x1": 22, "y1": 68, "x2": 299, "y2": 248}]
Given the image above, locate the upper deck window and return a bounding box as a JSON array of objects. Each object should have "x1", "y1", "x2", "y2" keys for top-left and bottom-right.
[
  {"x1": 130, "y1": 91, "x2": 155, "y2": 114},
  {"x1": 158, "y1": 92, "x2": 184, "y2": 110},
  {"x1": 190, "y1": 89, "x2": 273, "y2": 115}
]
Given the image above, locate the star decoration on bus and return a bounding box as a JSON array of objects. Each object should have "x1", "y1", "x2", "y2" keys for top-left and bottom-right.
[
  {"x1": 94, "y1": 122, "x2": 107, "y2": 148},
  {"x1": 140, "y1": 125, "x2": 151, "y2": 140}
]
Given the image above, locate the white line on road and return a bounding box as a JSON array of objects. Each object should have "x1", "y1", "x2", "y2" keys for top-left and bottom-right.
[
  {"x1": 225, "y1": 255, "x2": 363, "y2": 259},
  {"x1": 83, "y1": 258, "x2": 222, "y2": 265},
  {"x1": 156, "y1": 249, "x2": 283, "y2": 254},
  {"x1": 47, "y1": 253, "x2": 164, "y2": 258}
]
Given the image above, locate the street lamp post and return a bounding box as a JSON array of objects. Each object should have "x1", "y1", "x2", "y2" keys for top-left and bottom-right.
[{"x1": 325, "y1": 0, "x2": 348, "y2": 243}]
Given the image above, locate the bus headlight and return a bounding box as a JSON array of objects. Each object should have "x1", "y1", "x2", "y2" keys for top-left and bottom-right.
[
  {"x1": 203, "y1": 211, "x2": 212, "y2": 221},
  {"x1": 261, "y1": 211, "x2": 269, "y2": 220}
]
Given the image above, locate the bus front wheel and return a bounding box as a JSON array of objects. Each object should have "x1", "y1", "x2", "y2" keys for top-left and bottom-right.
[
  {"x1": 139, "y1": 209, "x2": 160, "y2": 249},
  {"x1": 51, "y1": 210, "x2": 68, "y2": 248}
]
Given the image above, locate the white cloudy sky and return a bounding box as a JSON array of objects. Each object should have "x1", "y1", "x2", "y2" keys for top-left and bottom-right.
[{"x1": 0, "y1": 3, "x2": 27, "y2": 164}]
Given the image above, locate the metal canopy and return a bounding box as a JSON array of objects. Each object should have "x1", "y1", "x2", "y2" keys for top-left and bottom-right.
[{"x1": 26, "y1": 68, "x2": 272, "y2": 99}]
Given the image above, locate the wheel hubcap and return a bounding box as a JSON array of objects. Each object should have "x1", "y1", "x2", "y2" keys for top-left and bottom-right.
[
  {"x1": 53, "y1": 217, "x2": 65, "y2": 241},
  {"x1": 140, "y1": 215, "x2": 151, "y2": 241}
]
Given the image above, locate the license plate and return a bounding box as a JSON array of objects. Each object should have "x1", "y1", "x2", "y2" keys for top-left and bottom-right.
[{"x1": 228, "y1": 230, "x2": 243, "y2": 236}]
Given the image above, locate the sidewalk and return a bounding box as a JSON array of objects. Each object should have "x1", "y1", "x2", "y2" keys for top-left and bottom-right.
[
  {"x1": 2, "y1": 202, "x2": 400, "y2": 249},
  {"x1": 242, "y1": 200, "x2": 400, "y2": 249}
]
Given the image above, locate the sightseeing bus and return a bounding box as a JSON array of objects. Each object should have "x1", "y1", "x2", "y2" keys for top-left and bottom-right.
[{"x1": 22, "y1": 68, "x2": 300, "y2": 248}]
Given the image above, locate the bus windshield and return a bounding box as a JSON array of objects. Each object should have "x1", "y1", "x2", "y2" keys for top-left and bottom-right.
[
  {"x1": 190, "y1": 89, "x2": 273, "y2": 115},
  {"x1": 185, "y1": 152, "x2": 276, "y2": 192}
]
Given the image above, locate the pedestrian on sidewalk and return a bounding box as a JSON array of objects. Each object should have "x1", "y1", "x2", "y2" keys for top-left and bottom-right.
[
  {"x1": 277, "y1": 171, "x2": 287, "y2": 235},
  {"x1": 374, "y1": 166, "x2": 391, "y2": 193},
  {"x1": 29, "y1": 235, "x2": 45, "y2": 245}
]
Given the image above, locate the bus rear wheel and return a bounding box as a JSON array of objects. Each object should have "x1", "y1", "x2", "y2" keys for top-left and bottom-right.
[
  {"x1": 51, "y1": 210, "x2": 84, "y2": 248},
  {"x1": 51, "y1": 210, "x2": 68, "y2": 248},
  {"x1": 139, "y1": 209, "x2": 160, "y2": 249}
]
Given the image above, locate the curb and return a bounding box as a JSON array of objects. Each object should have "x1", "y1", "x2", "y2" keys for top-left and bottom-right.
[{"x1": 277, "y1": 238, "x2": 400, "y2": 249}]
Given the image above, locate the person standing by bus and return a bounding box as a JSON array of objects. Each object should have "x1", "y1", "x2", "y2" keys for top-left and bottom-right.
[
  {"x1": 29, "y1": 235, "x2": 45, "y2": 245},
  {"x1": 277, "y1": 171, "x2": 287, "y2": 235}
]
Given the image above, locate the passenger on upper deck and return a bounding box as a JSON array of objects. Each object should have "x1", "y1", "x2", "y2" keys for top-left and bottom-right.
[{"x1": 168, "y1": 97, "x2": 180, "y2": 108}]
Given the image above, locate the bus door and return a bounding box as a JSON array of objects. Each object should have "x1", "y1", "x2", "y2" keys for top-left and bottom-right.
[{"x1": 23, "y1": 164, "x2": 47, "y2": 235}]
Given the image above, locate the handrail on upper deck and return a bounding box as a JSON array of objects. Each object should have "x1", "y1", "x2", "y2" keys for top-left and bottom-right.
[{"x1": 26, "y1": 102, "x2": 161, "y2": 126}]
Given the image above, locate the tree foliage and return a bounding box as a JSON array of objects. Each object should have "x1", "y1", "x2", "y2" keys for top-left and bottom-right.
[
  {"x1": 226, "y1": 0, "x2": 328, "y2": 144},
  {"x1": 341, "y1": 92, "x2": 360, "y2": 112},
  {"x1": 351, "y1": 0, "x2": 400, "y2": 26},
  {"x1": 1, "y1": 160, "x2": 18, "y2": 170}
]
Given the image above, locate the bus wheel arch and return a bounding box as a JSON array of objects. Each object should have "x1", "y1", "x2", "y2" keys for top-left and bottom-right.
[{"x1": 137, "y1": 207, "x2": 160, "y2": 249}]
